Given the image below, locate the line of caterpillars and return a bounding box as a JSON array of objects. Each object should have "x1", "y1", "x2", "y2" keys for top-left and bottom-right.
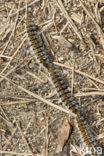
[{"x1": 26, "y1": 14, "x2": 102, "y2": 156}]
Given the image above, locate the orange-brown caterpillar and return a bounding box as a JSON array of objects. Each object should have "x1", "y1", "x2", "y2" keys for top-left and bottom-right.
[
  {"x1": 26, "y1": 21, "x2": 53, "y2": 69},
  {"x1": 26, "y1": 10, "x2": 102, "y2": 156},
  {"x1": 26, "y1": 19, "x2": 79, "y2": 113},
  {"x1": 76, "y1": 115, "x2": 101, "y2": 156}
]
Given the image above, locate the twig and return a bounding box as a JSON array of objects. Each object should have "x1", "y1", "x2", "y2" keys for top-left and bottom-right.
[
  {"x1": 55, "y1": 0, "x2": 83, "y2": 40},
  {"x1": 0, "y1": 114, "x2": 12, "y2": 127},
  {"x1": 0, "y1": 55, "x2": 11, "y2": 59},
  {"x1": 87, "y1": 78, "x2": 99, "y2": 89},
  {"x1": 9, "y1": 0, "x2": 40, "y2": 18},
  {"x1": 41, "y1": 17, "x2": 64, "y2": 32},
  {"x1": 95, "y1": 54, "x2": 104, "y2": 59},
  {"x1": 1, "y1": 75, "x2": 75, "y2": 117},
  {"x1": 0, "y1": 100, "x2": 34, "y2": 106},
  {"x1": 79, "y1": 0, "x2": 102, "y2": 31},
  {"x1": 0, "y1": 37, "x2": 26, "y2": 75},
  {"x1": 25, "y1": 116, "x2": 34, "y2": 133},
  {"x1": 35, "y1": 118, "x2": 57, "y2": 139},
  {"x1": 71, "y1": 59, "x2": 75, "y2": 95},
  {"x1": 1, "y1": 23, "x2": 15, "y2": 55},
  {"x1": 90, "y1": 43, "x2": 100, "y2": 75},
  {"x1": 27, "y1": 71, "x2": 45, "y2": 83},
  {"x1": 0, "y1": 150, "x2": 32, "y2": 156},
  {"x1": 17, "y1": 85, "x2": 75, "y2": 116},
  {"x1": 75, "y1": 92, "x2": 104, "y2": 97},
  {"x1": 1, "y1": 0, "x2": 21, "y2": 55},
  {"x1": 0, "y1": 56, "x2": 30, "y2": 82},
  {"x1": 0, "y1": 106, "x2": 10, "y2": 121},
  {"x1": 14, "y1": 118, "x2": 34, "y2": 156},
  {"x1": 54, "y1": 62, "x2": 104, "y2": 85},
  {"x1": 43, "y1": 117, "x2": 49, "y2": 156},
  {"x1": 3, "y1": 127, "x2": 17, "y2": 151},
  {"x1": 81, "y1": 88, "x2": 104, "y2": 92},
  {"x1": 79, "y1": 0, "x2": 104, "y2": 48}
]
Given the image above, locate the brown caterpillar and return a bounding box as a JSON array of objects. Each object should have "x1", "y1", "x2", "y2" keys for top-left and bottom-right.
[
  {"x1": 26, "y1": 20, "x2": 79, "y2": 113},
  {"x1": 26, "y1": 11, "x2": 103, "y2": 156},
  {"x1": 26, "y1": 22, "x2": 54, "y2": 69},
  {"x1": 76, "y1": 115, "x2": 102, "y2": 156}
]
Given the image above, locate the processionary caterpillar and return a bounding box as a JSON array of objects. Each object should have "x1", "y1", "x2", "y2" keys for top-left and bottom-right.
[{"x1": 26, "y1": 10, "x2": 103, "y2": 156}]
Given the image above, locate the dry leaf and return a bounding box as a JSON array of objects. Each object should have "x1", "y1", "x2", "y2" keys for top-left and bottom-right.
[
  {"x1": 71, "y1": 13, "x2": 82, "y2": 24},
  {"x1": 52, "y1": 35, "x2": 78, "y2": 58},
  {"x1": 56, "y1": 120, "x2": 72, "y2": 153},
  {"x1": 52, "y1": 35, "x2": 72, "y2": 48},
  {"x1": 98, "y1": 133, "x2": 104, "y2": 139}
]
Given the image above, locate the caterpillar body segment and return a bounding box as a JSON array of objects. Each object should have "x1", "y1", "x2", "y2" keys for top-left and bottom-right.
[
  {"x1": 26, "y1": 22, "x2": 54, "y2": 69},
  {"x1": 49, "y1": 67, "x2": 79, "y2": 113}
]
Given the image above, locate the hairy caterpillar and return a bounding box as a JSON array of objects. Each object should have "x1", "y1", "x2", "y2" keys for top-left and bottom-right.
[
  {"x1": 26, "y1": 20, "x2": 79, "y2": 113},
  {"x1": 26, "y1": 10, "x2": 102, "y2": 156}
]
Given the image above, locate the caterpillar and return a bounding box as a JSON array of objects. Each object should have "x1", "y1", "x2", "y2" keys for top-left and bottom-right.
[
  {"x1": 76, "y1": 115, "x2": 102, "y2": 156},
  {"x1": 26, "y1": 10, "x2": 103, "y2": 156},
  {"x1": 26, "y1": 22, "x2": 54, "y2": 69},
  {"x1": 26, "y1": 16, "x2": 79, "y2": 113}
]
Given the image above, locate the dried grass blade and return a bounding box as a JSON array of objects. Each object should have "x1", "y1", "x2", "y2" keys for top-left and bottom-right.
[{"x1": 55, "y1": 0, "x2": 83, "y2": 40}]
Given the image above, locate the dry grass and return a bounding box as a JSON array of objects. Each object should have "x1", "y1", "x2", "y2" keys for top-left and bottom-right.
[{"x1": 0, "y1": 0, "x2": 104, "y2": 156}]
